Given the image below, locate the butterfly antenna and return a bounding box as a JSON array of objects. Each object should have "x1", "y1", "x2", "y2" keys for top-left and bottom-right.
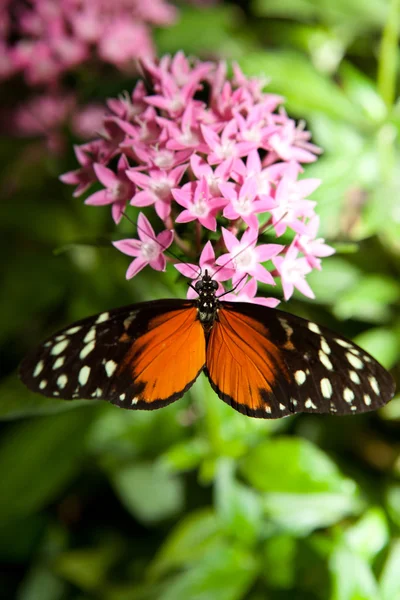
[
  {"x1": 212, "y1": 212, "x2": 289, "y2": 280},
  {"x1": 217, "y1": 275, "x2": 247, "y2": 299}
]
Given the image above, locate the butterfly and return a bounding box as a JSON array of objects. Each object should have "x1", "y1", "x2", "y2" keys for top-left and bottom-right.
[{"x1": 19, "y1": 271, "x2": 396, "y2": 418}]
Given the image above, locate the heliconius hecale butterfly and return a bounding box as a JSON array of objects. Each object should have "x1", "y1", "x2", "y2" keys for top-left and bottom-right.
[{"x1": 20, "y1": 271, "x2": 395, "y2": 418}]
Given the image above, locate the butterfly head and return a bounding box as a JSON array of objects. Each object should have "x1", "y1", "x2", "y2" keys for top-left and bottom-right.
[{"x1": 195, "y1": 270, "x2": 219, "y2": 326}]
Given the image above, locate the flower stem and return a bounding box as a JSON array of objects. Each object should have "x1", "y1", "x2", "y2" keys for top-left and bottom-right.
[{"x1": 377, "y1": 0, "x2": 400, "y2": 109}]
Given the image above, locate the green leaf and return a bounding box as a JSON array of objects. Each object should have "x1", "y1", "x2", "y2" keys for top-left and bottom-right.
[
  {"x1": 242, "y1": 436, "x2": 351, "y2": 494},
  {"x1": 157, "y1": 542, "x2": 258, "y2": 600},
  {"x1": 262, "y1": 535, "x2": 297, "y2": 589},
  {"x1": 252, "y1": 0, "x2": 388, "y2": 28},
  {"x1": 333, "y1": 275, "x2": 400, "y2": 322},
  {"x1": 239, "y1": 51, "x2": 365, "y2": 124},
  {"x1": 0, "y1": 407, "x2": 95, "y2": 522},
  {"x1": 340, "y1": 62, "x2": 387, "y2": 122},
  {"x1": 163, "y1": 438, "x2": 209, "y2": 472},
  {"x1": 111, "y1": 462, "x2": 184, "y2": 523},
  {"x1": 241, "y1": 437, "x2": 360, "y2": 534},
  {"x1": 379, "y1": 539, "x2": 400, "y2": 600},
  {"x1": 214, "y1": 459, "x2": 262, "y2": 545},
  {"x1": 262, "y1": 492, "x2": 360, "y2": 535},
  {"x1": 307, "y1": 258, "x2": 361, "y2": 305},
  {"x1": 344, "y1": 507, "x2": 389, "y2": 562},
  {"x1": 330, "y1": 545, "x2": 380, "y2": 600},
  {"x1": 156, "y1": 5, "x2": 253, "y2": 58},
  {"x1": 354, "y1": 328, "x2": 399, "y2": 369},
  {"x1": 385, "y1": 485, "x2": 400, "y2": 528},
  {"x1": 149, "y1": 509, "x2": 220, "y2": 579},
  {"x1": 17, "y1": 566, "x2": 66, "y2": 600},
  {"x1": 54, "y1": 543, "x2": 120, "y2": 592}
]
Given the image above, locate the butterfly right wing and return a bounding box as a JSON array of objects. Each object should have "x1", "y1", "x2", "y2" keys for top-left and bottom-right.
[
  {"x1": 20, "y1": 299, "x2": 206, "y2": 410},
  {"x1": 206, "y1": 301, "x2": 395, "y2": 418}
]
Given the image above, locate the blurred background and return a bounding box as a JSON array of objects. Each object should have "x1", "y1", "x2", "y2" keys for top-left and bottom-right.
[{"x1": 1, "y1": 0, "x2": 400, "y2": 598}]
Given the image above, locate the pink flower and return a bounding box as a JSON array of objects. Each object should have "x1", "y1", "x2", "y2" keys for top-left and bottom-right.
[
  {"x1": 295, "y1": 215, "x2": 335, "y2": 269},
  {"x1": 190, "y1": 155, "x2": 233, "y2": 196},
  {"x1": 272, "y1": 162, "x2": 320, "y2": 235},
  {"x1": 128, "y1": 165, "x2": 187, "y2": 221},
  {"x1": 113, "y1": 213, "x2": 173, "y2": 279},
  {"x1": 85, "y1": 155, "x2": 134, "y2": 224},
  {"x1": 98, "y1": 20, "x2": 154, "y2": 67},
  {"x1": 268, "y1": 114, "x2": 321, "y2": 164},
  {"x1": 216, "y1": 227, "x2": 283, "y2": 286},
  {"x1": 220, "y1": 177, "x2": 275, "y2": 229},
  {"x1": 223, "y1": 277, "x2": 280, "y2": 307},
  {"x1": 272, "y1": 243, "x2": 315, "y2": 300},
  {"x1": 201, "y1": 121, "x2": 254, "y2": 165},
  {"x1": 173, "y1": 178, "x2": 227, "y2": 231}
]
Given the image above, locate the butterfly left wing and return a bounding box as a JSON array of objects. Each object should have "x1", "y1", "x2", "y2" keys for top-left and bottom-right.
[
  {"x1": 205, "y1": 302, "x2": 395, "y2": 418},
  {"x1": 20, "y1": 299, "x2": 205, "y2": 410}
]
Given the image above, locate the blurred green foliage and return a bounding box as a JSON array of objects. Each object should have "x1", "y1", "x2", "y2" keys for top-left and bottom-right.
[{"x1": 1, "y1": 0, "x2": 400, "y2": 599}]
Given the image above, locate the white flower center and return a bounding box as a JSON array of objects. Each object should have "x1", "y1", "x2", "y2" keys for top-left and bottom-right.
[
  {"x1": 141, "y1": 241, "x2": 159, "y2": 261},
  {"x1": 154, "y1": 150, "x2": 174, "y2": 169},
  {"x1": 152, "y1": 178, "x2": 171, "y2": 200},
  {"x1": 233, "y1": 248, "x2": 253, "y2": 271},
  {"x1": 218, "y1": 140, "x2": 235, "y2": 159},
  {"x1": 110, "y1": 180, "x2": 128, "y2": 201},
  {"x1": 192, "y1": 194, "x2": 208, "y2": 217},
  {"x1": 234, "y1": 193, "x2": 252, "y2": 215}
]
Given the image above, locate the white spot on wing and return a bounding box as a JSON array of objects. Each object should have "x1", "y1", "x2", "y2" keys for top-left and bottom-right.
[
  {"x1": 364, "y1": 394, "x2": 372, "y2": 406},
  {"x1": 51, "y1": 339, "x2": 69, "y2": 356},
  {"x1": 132, "y1": 397, "x2": 139, "y2": 405},
  {"x1": 346, "y1": 352, "x2": 364, "y2": 370},
  {"x1": 123, "y1": 312, "x2": 138, "y2": 330},
  {"x1": 279, "y1": 317, "x2": 293, "y2": 338},
  {"x1": 84, "y1": 328, "x2": 96, "y2": 343},
  {"x1": 320, "y1": 378, "x2": 333, "y2": 399},
  {"x1": 319, "y1": 350, "x2": 333, "y2": 371},
  {"x1": 57, "y1": 374, "x2": 68, "y2": 389},
  {"x1": 343, "y1": 387, "x2": 355, "y2": 403},
  {"x1": 336, "y1": 338, "x2": 352, "y2": 349},
  {"x1": 78, "y1": 365, "x2": 90, "y2": 386},
  {"x1": 39, "y1": 380, "x2": 47, "y2": 389},
  {"x1": 349, "y1": 370, "x2": 360, "y2": 384},
  {"x1": 369, "y1": 376, "x2": 380, "y2": 395},
  {"x1": 295, "y1": 370, "x2": 306, "y2": 385},
  {"x1": 305, "y1": 398, "x2": 317, "y2": 409},
  {"x1": 53, "y1": 357, "x2": 65, "y2": 370},
  {"x1": 320, "y1": 337, "x2": 331, "y2": 355},
  {"x1": 66, "y1": 325, "x2": 81, "y2": 335},
  {"x1": 105, "y1": 360, "x2": 117, "y2": 377},
  {"x1": 119, "y1": 393, "x2": 126, "y2": 401},
  {"x1": 33, "y1": 360, "x2": 44, "y2": 378},
  {"x1": 308, "y1": 322, "x2": 321, "y2": 334},
  {"x1": 80, "y1": 341, "x2": 95, "y2": 360},
  {"x1": 279, "y1": 403, "x2": 286, "y2": 411},
  {"x1": 96, "y1": 312, "x2": 109, "y2": 324}
]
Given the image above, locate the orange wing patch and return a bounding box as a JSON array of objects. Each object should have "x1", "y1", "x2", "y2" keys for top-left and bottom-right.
[
  {"x1": 205, "y1": 307, "x2": 292, "y2": 418},
  {"x1": 116, "y1": 306, "x2": 205, "y2": 408}
]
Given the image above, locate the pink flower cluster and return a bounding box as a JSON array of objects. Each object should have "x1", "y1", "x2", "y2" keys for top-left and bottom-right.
[
  {"x1": 0, "y1": 0, "x2": 177, "y2": 148},
  {"x1": 0, "y1": 0, "x2": 176, "y2": 83},
  {"x1": 62, "y1": 52, "x2": 334, "y2": 305}
]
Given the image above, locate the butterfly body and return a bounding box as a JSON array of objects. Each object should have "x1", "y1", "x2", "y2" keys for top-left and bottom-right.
[{"x1": 20, "y1": 273, "x2": 395, "y2": 418}]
